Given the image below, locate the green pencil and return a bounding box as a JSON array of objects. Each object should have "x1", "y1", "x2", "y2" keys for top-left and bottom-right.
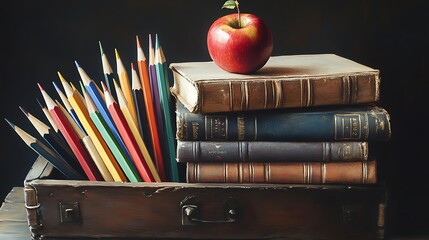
[
  {"x1": 154, "y1": 34, "x2": 179, "y2": 182},
  {"x1": 84, "y1": 90, "x2": 142, "y2": 183}
]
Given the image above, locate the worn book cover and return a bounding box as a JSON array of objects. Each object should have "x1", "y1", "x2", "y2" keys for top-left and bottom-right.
[
  {"x1": 177, "y1": 141, "x2": 369, "y2": 163},
  {"x1": 170, "y1": 54, "x2": 380, "y2": 113},
  {"x1": 186, "y1": 161, "x2": 377, "y2": 184},
  {"x1": 176, "y1": 102, "x2": 391, "y2": 142}
]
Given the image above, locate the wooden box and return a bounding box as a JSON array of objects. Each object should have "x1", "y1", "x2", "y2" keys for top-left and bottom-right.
[{"x1": 24, "y1": 156, "x2": 386, "y2": 240}]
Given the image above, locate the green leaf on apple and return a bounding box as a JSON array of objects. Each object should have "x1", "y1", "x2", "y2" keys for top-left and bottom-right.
[
  {"x1": 221, "y1": 0, "x2": 241, "y2": 28},
  {"x1": 222, "y1": 0, "x2": 238, "y2": 10}
]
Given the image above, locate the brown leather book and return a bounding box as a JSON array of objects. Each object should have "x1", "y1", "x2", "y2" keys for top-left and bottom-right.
[
  {"x1": 170, "y1": 54, "x2": 379, "y2": 113},
  {"x1": 187, "y1": 161, "x2": 376, "y2": 184}
]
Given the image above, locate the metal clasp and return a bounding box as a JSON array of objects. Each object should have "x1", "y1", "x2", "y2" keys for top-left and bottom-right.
[{"x1": 180, "y1": 196, "x2": 238, "y2": 226}]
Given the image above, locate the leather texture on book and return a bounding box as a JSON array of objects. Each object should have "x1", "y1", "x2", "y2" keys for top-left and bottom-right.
[
  {"x1": 176, "y1": 102, "x2": 391, "y2": 141},
  {"x1": 170, "y1": 54, "x2": 380, "y2": 113},
  {"x1": 186, "y1": 161, "x2": 377, "y2": 184},
  {"x1": 177, "y1": 141, "x2": 369, "y2": 162}
]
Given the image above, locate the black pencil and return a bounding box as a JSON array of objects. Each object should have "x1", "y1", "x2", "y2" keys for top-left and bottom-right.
[
  {"x1": 19, "y1": 106, "x2": 83, "y2": 174},
  {"x1": 131, "y1": 62, "x2": 153, "y2": 158},
  {"x1": 99, "y1": 41, "x2": 119, "y2": 101},
  {"x1": 5, "y1": 118, "x2": 85, "y2": 180},
  {"x1": 36, "y1": 97, "x2": 68, "y2": 145}
]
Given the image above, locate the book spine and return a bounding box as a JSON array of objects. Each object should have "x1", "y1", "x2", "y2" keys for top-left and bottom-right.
[
  {"x1": 186, "y1": 161, "x2": 376, "y2": 184},
  {"x1": 176, "y1": 106, "x2": 391, "y2": 141},
  {"x1": 177, "y1": 141, "x2": 368, "y2": 162},
  {"x1": 197, "y1": 74, "x2": 379, "y2": 113}
]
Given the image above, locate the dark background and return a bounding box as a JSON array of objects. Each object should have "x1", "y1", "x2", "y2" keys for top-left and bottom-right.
[{"x1": 1, "y1": 0, "x2": 428, "y2": 238}]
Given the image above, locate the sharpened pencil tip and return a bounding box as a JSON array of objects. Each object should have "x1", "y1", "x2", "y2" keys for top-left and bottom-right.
[
  {"x1": 100, "y1": 81, "x2": 108, "y2": 92},
  {"x1": 4, "y1": 118, "x2": 14, "y2": 128},
  {"x1": 136, "y1": 35, "x2": 141, "y2": 48},
  {"x1": 79, "y1": 81, "x2": 86, "y2": 94},
  {"x1": 57, "y1": 71, "x2": 66, "y2": 82},
  {"x1": 74, "y1": 61, "x2": 80, "y2": 68},
  {"x1": 19, "y1": 106, "x2": 29, "y2": 116},
  {"x1": 37, "y1": 83, "x2": 44, "y2": 91},
  {"x1": 155, "y1": 33, "x2": 160, "y2": 49},
  {"x1": 52, "y1": 81, "x2": 60, "y2": 92},
  {"x1": 148, "y1": 34, "x2": 153, "y2": 49},
  {"x1": 99, "y1": 41, "x2": 104, "y2": 55},
  {"x1": 36, "y1": 98, "x2": 44, "y2": 108},
  {"x1": 114, "y1": 48, "x2": 120, "y2": 59}
]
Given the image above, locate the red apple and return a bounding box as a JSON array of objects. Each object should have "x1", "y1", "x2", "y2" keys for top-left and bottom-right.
[{"x1": 207, "y1": 13, "x2": 273, "y2": 74}]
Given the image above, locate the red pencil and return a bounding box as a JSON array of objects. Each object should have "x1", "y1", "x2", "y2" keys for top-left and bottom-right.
[
  {"x1": 38, "y1": 83, "x2": 103, "y2": 181},
  {"x1": 102, "y1": 82, "x2": 155, "y2": 182}
]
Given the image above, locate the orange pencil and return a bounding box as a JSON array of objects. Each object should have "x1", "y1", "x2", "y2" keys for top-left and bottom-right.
[
  {"x1": 136, "y1": 35, "x2": 166, "y2": 181},
  {"x1": 38, "y1": 83, "x2": 103, "y2": 181},
  {"x1": 102, "y1": 82, "x2": 155, "y2": 182}
]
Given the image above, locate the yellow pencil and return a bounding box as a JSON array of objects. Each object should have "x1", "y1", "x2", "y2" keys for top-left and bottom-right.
[
  {"x1": 113, "y1": 80, "x2": 161, "y2": 182},
  {"x1": 115, "y1": 48, "x2": 138, "y2": 127},
  {"x1": 55, "y1": 98, "x2": 113, "y2": 181},
  {"x1": 58, "y1": 72, "x2": 127, "y2": 182}
]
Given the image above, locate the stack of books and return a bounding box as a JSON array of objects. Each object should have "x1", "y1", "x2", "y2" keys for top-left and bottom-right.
[{"x1": 170, "y1": 54, "x2": 391, "y2": 184}]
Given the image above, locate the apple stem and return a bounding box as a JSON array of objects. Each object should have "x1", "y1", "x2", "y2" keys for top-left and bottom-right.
[
  {"x1": 236, "y1": 0, "x2": 241, "y2": 28},
  {"x1": 222, "y1": 0, "x2": 242, "y2": 28}
]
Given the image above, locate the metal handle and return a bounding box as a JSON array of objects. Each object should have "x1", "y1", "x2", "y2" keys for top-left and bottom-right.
[{"x1": 180, "y1": 196, "x2": 239, "y2": 226}]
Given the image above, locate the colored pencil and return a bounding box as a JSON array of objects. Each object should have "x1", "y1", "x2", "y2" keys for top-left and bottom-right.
[
  {"x1": 59, "y1": 75, "x2": 127, "y2": 182},
  {"x1": 55, "y1": 99, "x2": 113, "y2": 181},
  {"x1": 38, "y1": 83, "x2": 103, "y2": 181},
  {"x1": 103, "y1": 82, "x2": 155, "y2": 182},
  {"x1": 114, "y1": 80, "x2": 161, "y2": 182},
  {"x1": 136, "y1": 34, "x2": 166, "y2": 181},
  {"x1": 131, "y1": 62, "x2": 153, "y2": 156},
  {"x1": 53, "y1": 81, "x2": 86, "y2": 134},
  {"x1": 5, "y1": 118, "x2": 85, "y2": 180},
  {"x1": 99, "y1": 41, "x2": 118, "y2": 101},
  {"x1": 154, "y1": 35, "x2": 179, "y2": 182},
  {"x1": 75, "y1": 61, "x2": 135, "y2": 170},
  {"x1": 36, "y1": 98, "x2": 61, "y2": 137},
  {"x1": 19, "y1": 106, "x2": 81, "y2": 173},
  {"x1": 84, "y1": 90, "x2": 142, "y2": 183},
  {"x1": 115, "y1": 48, "x2": 138, "y2": 127}
]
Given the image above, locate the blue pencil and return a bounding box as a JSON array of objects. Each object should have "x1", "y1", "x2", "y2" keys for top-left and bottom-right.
[{"x1": 75, "y1": 61, "x2": 137, "y2": 171}]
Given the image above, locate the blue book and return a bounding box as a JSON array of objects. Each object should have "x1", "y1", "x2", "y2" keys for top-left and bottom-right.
[{"x1": 176, "y1": 102, "x2": 391, "y2": 142}]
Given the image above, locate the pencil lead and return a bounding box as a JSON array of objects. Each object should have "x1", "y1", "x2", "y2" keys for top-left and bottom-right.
[
  {"x1": 101, "y1": 81, "x2": 109, "y2": 92},
  {"x1": 148, "y1": 34, "x2": 153, "y2": 50},
  {"x1": 79, "y1": 81, "x2": 86, "y2": 94},
  {"x1": 36, "y1": 98, "x2": 44, "y2": 108},
  {"x1": 57, "y1": 71, "x2": 67, "y2": 83},
  {"x1": 114, "y1": 48, "x2": 120, "y2": 60},
  {"x1": 52, "y1": 81, "x2": 61, "y2": 92},
  {"x1": 37, "y1": 83, "x2": 44, "y2": 92},
  {"x1": 136, "y1": 35, "x2": 141, "y2": 49},
  {"x1": 19, "y1": 106, "x2": 29, "y2": 116},
  {"x1": 155, "y1": 33, "x2": 160, "y2": 50},
  {"x1": 4, "y1": 118, "x2": 15, "y2": 129},
  {"x1": 74, "y1": 60, "x2": 80, "y2": 68},
  {"x1": 99, "y1": 41, "x2": 104, "y2": 56}
]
